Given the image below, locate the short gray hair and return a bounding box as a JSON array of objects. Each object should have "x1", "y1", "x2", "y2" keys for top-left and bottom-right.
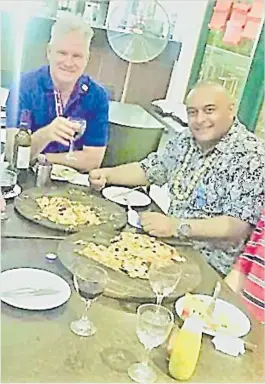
[{"x1": 50, "y1": 13, "x2": 94, "y2": 47}]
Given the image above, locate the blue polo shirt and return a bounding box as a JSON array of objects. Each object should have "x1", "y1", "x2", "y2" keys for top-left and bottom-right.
[{"x1": 6, "y1": 65, "x2": 109, "y2": 153}]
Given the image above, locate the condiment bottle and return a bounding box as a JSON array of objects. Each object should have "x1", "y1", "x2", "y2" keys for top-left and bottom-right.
[
  {"x1": 35, "y1": 154, "x2": 52, "y2": 188},
  {"x1": 168, "y1": 314, "x2": 203, "y2": 380}
]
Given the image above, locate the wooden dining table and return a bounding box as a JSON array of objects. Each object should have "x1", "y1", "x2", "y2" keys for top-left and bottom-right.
[{"x1": 1, "y1": 174, "x2": 264, "y2": 383}]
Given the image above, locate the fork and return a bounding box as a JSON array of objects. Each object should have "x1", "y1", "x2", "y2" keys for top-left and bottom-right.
[{"x1": 112, "y1": 186, "x2": 142, "y2": 199}]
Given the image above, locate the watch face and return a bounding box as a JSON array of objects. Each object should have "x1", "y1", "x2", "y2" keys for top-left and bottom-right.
[{"x1": 179, "y1": 223, "x2": 191, "y2": 237}]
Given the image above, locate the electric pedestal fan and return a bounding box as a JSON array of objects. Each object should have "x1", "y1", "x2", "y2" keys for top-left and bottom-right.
[{"x1": 106, "y1": 0, "x2": 171, "y2": 102}]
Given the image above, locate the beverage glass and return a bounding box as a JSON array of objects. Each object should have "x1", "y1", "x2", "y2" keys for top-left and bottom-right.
[
  {"x1": 127, "y1": 303, "x2": 174, "y2": 383},
  {"x1": 0, "y1": 169, "x2": 17, "y2": 221},
  {"x1": 66, "y1": 117, "x2": 86, "y2": 160},
  {"x1": 70, "y1": 262, "x2": 108, "y2": 337},
  {"x1": 1, "y1": 169, "x2": 17, "y2": 194},
  {"x1": 149, "y1": 262, "x2": 182, "y2": 306}
]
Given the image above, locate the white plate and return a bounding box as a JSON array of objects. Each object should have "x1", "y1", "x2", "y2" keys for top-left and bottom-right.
[
  {"x1": 175, "y1": 294, "x2": 251, "y2": 337},
  {"x1": 102, "y1": 186, "x2": 151, "y2": 207},
  {"x1": 51, "y1": 164, "x2": 89, "y2": 187},
  {"x1": 1, "y1": 268, "x2": 71, "y2": 310},
  {"x1": 3, "y1": 184, "x2": 22, "y2": 199}
]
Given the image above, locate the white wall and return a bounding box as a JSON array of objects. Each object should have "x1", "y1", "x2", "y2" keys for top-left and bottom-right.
[{"x1": 166, "y1": 0, "x2": 209, "y2": 103}]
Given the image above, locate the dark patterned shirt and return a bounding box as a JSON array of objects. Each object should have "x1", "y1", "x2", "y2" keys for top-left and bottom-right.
[{"x1": 141, "y1": 119, "x2": 264, "y2": 275}]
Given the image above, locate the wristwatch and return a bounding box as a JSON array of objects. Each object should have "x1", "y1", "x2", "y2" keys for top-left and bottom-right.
[{"x1": 176, "y1": 221, "x2": 192, "y2": 238}]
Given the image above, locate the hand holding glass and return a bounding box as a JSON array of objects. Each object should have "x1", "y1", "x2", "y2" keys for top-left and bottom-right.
[
  {"x1": 149, "y1": 262, "x2": 182, "y2": 306},
  {"x1": 128, "y1": 304, "x2": 174, "y2": 383},
  {"x1": 70, "y1": 262, "x2": 108, "y2": 337},
  {"x1": 66, "y1": 117, "x2": 86, "y2": 160}
]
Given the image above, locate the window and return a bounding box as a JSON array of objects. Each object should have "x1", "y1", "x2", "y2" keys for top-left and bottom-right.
[{"x1": 199, "y1": 29, "x2": 255, "y2": 107}]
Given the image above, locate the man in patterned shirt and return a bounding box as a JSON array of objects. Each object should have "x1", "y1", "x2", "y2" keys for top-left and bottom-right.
[{"x1": 89, "y1": 82, "x2": 264, "y2": 276}]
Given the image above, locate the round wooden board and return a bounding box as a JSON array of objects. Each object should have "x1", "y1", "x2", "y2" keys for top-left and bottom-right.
[
  {"x1": 14, "y1": 185, "x2": 127, "y2": 233},
  {"x1": 57, "y1": 227, "x2": 202, "y2": 302}
]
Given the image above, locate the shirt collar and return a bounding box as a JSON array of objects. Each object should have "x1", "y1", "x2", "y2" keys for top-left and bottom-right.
[{"x1": 41, "y1": 65, "x2": 90, "y2": 95}]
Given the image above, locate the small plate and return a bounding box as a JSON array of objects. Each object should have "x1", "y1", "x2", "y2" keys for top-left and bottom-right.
[
  {"x1": 3, "y1": 184, "x2": 22, "y2": 199},
  {"x1": 51, "y1": 164, "x2": 89, "y2": 186},
  {"x1": 102, "y1": 186, "x2": 151, "y2": 207},
  {"x1": 175, "y1": 294, "x2": 251, "y2": 337},
  {"x1": 1, "y1": 268, "x2": 71, "y2": 310}
]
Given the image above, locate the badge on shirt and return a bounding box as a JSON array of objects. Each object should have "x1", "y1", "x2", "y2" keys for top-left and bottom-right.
[
  {"x1": 195, "y1": 185, "x2": 207, "y2": 208},
  {"x1": 81, "y1": 84, "x2": 88, "y2": 92}
]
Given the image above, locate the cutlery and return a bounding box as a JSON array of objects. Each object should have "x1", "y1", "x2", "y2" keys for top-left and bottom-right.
[
  {"x1": 242, "y1": 340, "x2": 257, "y2": 352},
  {"x1": 207, "y1": 281, "x2": 221, "y2": 316},
  {"x1": 2, "y1": 287, "x2": 61, "y2": 297},
  {"x1": 126, "y1": 196, "x2": 142, "y2": 228},
  {"x1": 112, "y1": 186, "x2": 142, "y2": 199},
  {"x1": 3, "y1": 234, "x2": 66, "y2": 240},
  {"x1": 127, "y1": 206, "x2": 142, "y2": 228}
]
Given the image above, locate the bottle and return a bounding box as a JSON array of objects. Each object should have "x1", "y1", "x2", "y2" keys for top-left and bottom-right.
[
  {"x1": 168, "y1": 314, "x2": 203, "y2": 381},
  {"x1": 12, "y1": 110, "x2": 32, "y2": 184}
]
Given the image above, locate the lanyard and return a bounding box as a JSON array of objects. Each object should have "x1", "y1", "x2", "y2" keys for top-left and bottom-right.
[{"x1": 54, "y1": 89, "x2": 64, "y2": 117}]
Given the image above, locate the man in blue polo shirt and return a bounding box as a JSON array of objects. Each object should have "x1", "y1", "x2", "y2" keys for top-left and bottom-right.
[{"x1": 6, "y1": 13, "x2": 109, "y2": 172}]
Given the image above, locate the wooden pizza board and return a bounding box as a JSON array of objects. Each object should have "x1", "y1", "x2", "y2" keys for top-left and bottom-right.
[
  {"x1": 57, "y1": 227, "x2": 202, "y2": 302},
  {"x1": 14, "y1": 185, "x2": 127, "y2": 233}
]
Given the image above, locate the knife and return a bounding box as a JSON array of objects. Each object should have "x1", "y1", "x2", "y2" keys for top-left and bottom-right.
[
  {"x1": 207, "y1": 281, "x2": 221, "y2": 317},
  {"x1": 2, "y1": 287, "x2": 61, "y2": 297}
]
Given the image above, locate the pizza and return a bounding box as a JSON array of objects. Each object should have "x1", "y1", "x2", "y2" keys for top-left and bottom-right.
[
  {"x1": 35, "y1": 196, "x2": 102, "y2": 228},
  {"x1": 75, "y1": 232, "x2": 186, "y2": 279}
]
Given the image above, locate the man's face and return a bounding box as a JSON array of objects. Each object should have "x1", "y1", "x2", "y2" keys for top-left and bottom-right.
[
  {"x1": 47, "y1": 30, "x2": 89, "y2": 88},
  {"x1": 186, "y1": 87, "x2": 234, "y2": 146}
]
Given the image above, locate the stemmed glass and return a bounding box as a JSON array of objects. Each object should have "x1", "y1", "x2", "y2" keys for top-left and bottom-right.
[
  {"x1": 128, "y1": 303, "x2": 174, "y2": 383},
  {"x1": 70, "y1": 262, "x2": 108, "y2": 337},
  {"x1": 66, "y1": 117, "x2": 86, "y2": 160},
  {"x1": 149, "y1": 262, "x2": 182, "y2": 306}
]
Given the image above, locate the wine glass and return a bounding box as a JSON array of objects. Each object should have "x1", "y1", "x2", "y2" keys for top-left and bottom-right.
[
  {"x1": 66, "y1": 117, "x2": 86, "y2": 160},
  {"x1": 128, "y1": 303, "x2": 174, "y2": 383},
  {"x1": 70, "y1": 262, "x2": 108, "y2": 337},
  {"x1": 149, "y1": 262, "x2": 182, "y2": 306},
  {"x1": 0, "y1": 169, "x2": 17, "y2": 221}
]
